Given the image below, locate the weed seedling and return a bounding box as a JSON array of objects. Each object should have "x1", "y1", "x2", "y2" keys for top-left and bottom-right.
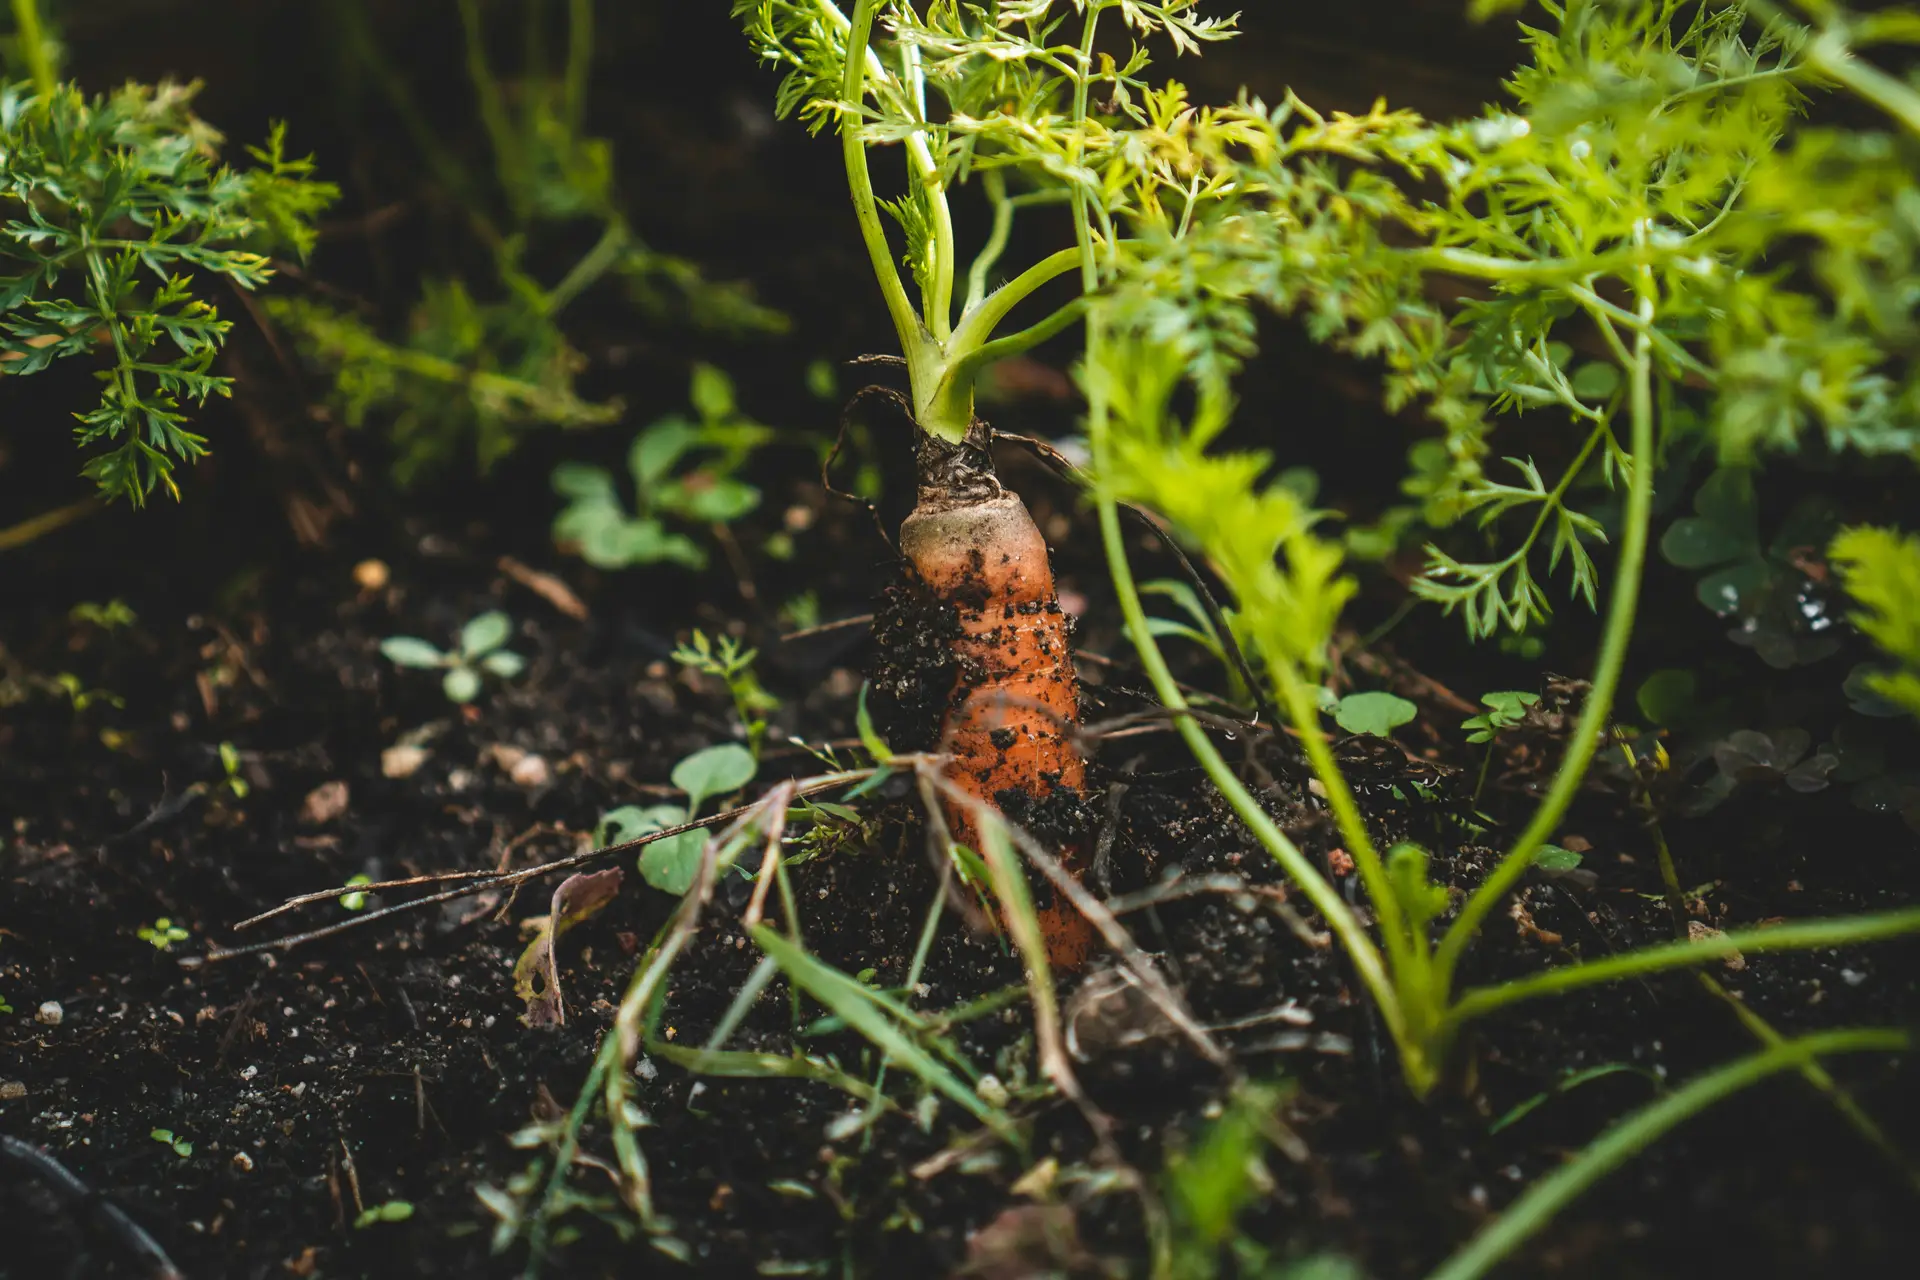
[
  {"x1": 338, "y1": 875, "x2": 374, "y2": 912},
  {"x1": 672, "y1": 630, "x2": 779, "y2": 757},
  {"x1": 137, "y1": 919, "x2": 190, "y2": 951},
  {"x1": 551, "y1": 366, "x2": 767, "y2": 570},
  {"x1": 149, "y1": 1128, "x2": 192, "y2": 1158},
  {"x1": 217, "y1": 742, "x2": 249, "y2": 799},
  {"x1": 597, "y1": 742, "x2": 759, "y2": 894},
  {"x1": 354, "y1": 1200, "x2": 415, "y2": 1228},
  {"x1": 381, "y1": 611, "x2": 526, "y2": 703}
]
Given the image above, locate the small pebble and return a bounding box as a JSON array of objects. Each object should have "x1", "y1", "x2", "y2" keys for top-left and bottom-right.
[
  {"x1": 509, "y1": 753, "x2": 551, "y2": 788},
  {"x1": 35, "y1": 1001, "x2": 62, "y2": 1026},
  {"x1": 353, "y1": 559, "x2": 391, "y2": 592},
  {"x1": 381, "y1": 745, "x2": 430, "y2": 779},
  {"x1": 0, "y1": 1080, "x2": 26, "y2": 1100},
  {"x1": 300, "y1": 780, "x2": 350, "y2": 824},
  {"x1": 231, "y1": 1151, "x2": 255, "y2": 1173}
]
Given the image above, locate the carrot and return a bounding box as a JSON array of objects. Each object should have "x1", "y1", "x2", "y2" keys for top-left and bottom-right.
[{"x1": 900, "y1": 467, "x2": 1096, "y2": 971}]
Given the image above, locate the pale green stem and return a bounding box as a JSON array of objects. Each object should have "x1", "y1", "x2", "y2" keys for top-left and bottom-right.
[
  {"x1": 458, "y1": 0, "x2": 526, "y2": 223},
  {"x1": 838, "y1": 0, "x2": 922, "y2": 359},
  {"x1": 11, "y1": 0, "x2": 55, "y2": 98},
  {"x1": 1435, "y1": 248, "x2": 1659, "y2": 987},
  {"x1": 1068, "y1": 6, "x2": 1102, "y2": 294},
  {"x1": 816, "y1": 0, "x2": 955, "y2": 347},
  {"x1": 949, "y1": 246, "x2": 1086, "y2": 352},
  {"x1": 564, "y1": 0, "x2": 593, "y2": 132},
  {"x1": 1803, "y1": 24, "x2": 1920, "y2": 137},
  {"x1": 544, "y1": 220, "x2": 627, "y2": 315},
  {"x1": 943, "y1": 296, "x2": 1086, "y2": 389},
  {"x1": 1427, "y1": 1028, "x2": 1912, "y2": 1280},
  {"x1": 1084, "y1": 312, "x2": 1412, "y2": 1077},
  {"x1": 901, "y1": 41, "x2": 956, "y2": 342},
  {"x1": 964, "y1": 168, "x2": 1016, "y2": 316},
  {"x1": 1271, "y1": 662, "x2": 1413, "y2": 980}
]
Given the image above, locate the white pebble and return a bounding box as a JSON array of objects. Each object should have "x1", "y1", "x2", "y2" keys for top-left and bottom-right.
[{"x1": 35, "y1": 1001, "x2": 62, "y2": 1026}]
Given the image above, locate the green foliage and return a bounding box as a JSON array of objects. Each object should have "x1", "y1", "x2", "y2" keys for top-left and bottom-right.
[
  {"x1": 1463, "y1": 690, "x2": 1540, "y2": 743},
  {"x1": 268, "y1": 285, "x2": 621, "y2": 486},
  {"x1": 67, "y1": 598, "x2": 135, "y2": 629},
  {"x1": 273, "y1": 0, "x2": 784, "y2": 486},
  {"x1": 338, "y1": 873, "x2": 373, "y2": 912},
  {"x1": 1162, "y1": 1081, "x2": 1354, "y2": 1280},
  {"x1": 550, "y1": 365, "x2": 766, "y2": 570},
  {"x1": 673, "y1": 629, "x2": 779, "y2": 756},
  {"x1": 598, "y1": 741, "x2": 759, "y2": 894},
  {"x1": 0, "y1": 81, "x2": 335, "y2": 502},
  {"x1": 1331, "y1": 690, "x2": 1418, "y2": 737},
  {"x1": 137, "y1": 917, "x2": 189, "y2": 950},
  {"x1": 1142, "y1": 577, "x2": 1251, "y2": 706},
  {"x1": 353, "y1": 1200, "x2": 415, "y2": 1228},
  {"x1": 148, "y1": 1126, "x2": 192, "y2": 1158},
  {"x1": 217, "y1": 740, "x2": 248, "y2": 798},
  {"x1": 380, "y1": 610, "x2": 525, "y2": 703},
  {"x1": 1077, "y1": 0, "x2": 1920, "y2": 1110},
  {"x1": 1830, "y1": 524, "x2": 1920, "y2": 718},
  {"x1": 1658, "y1": 466, "x2": 1840, "y2": 667},
  {"x1": 1093, "y1": 334, "x2": 1355, "y2": 687}
]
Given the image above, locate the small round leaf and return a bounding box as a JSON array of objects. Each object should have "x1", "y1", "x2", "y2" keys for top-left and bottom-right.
[
  {"x1": 380, "y1": 637, "x2": 445, "y2": 669},
  {"x1": 481, "y1": 650, "x2": 525, "y2": 679},
  {"x1": 1332, "y1": 691, "x2": 1417, "y2": 737},
  {"x1": 671, "y1": 742, "x2": 757, "y2": 812},
  {"x1": 460, "y1": 611, "x2": 512, "y2": 657},
  {"x1": 442, "y1": 666, "x2": 482, "y2": 703}
]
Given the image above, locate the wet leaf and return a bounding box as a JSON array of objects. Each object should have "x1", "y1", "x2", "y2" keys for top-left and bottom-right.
[
  {"x1": 1694, "y1": 560, "x2": 1769, "y2": 616},
  {"x1": 513, "y1": 868, "x2": 625, "y2": 1028},
  {"x1": 1332, "y1": 691, "x2": 1417, "y2": 737}
]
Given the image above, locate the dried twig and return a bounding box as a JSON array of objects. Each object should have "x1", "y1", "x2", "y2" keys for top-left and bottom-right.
[{"x1": 196, "y1": 768, "x2": 887, "y2": 962}]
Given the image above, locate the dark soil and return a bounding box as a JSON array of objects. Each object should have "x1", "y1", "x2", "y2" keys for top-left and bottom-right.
[
  {"x1": 7, "y1": 427, "x2": 1920, "y2": 1279},
  {"x1": 6, "y1": 3, "x2": 1920, "y2": 1279}
]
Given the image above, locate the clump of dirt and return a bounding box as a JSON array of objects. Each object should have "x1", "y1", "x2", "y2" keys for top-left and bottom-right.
[{"x1": 865, "y1": 573, "x2": 961, "y2": 753}]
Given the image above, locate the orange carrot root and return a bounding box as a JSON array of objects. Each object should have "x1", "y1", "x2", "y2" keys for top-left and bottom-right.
[{"x1": 900, "y1": 489, "x2": 1096, "y2": 970}]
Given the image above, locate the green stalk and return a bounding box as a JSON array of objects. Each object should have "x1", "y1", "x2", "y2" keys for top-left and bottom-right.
[
  {"x1": 1427, "y1": 1028, "x2": 1912, "y2": 1280},
  {"x1": 11, "y1": 0, "x2": 55, "y2": 99},
  {"x1": 1436, "y1": 260, "x2": 1660, "y2": 987},
  {"x1": 1801, "y1": 22, "x2": 1920, "y2": 137},
  {"x1": 1272, "y1": 661, "x2": 1412, "y2": 978},
  {"x1": 837, "y1": 0, "x2": 923, "y2": 368},
  {"x1": 964, "y1": 168, "x2": 1016, "y2": 315},
  {"x1": 948, "y1": 246, "x2": 1086, "y2": 352},
  {"x1": 564, "y1": 0, "x2": 593, "y2": 133},
  {"x1": 458, "y1": 0, "x2": 526, "y2": 223},
  {"x1": 543, "y1": 219, "x2": 628, "y2": 315},
  {"x1": 0, "y1": 496, "x2": 97, "y2": 552},
  {"x1": 1445, "y1": 906, "x2": 1920, "y2": 1027},
  {"x1": 1084, "y1": 310, "x2": 1415, "y2": 1080}
]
